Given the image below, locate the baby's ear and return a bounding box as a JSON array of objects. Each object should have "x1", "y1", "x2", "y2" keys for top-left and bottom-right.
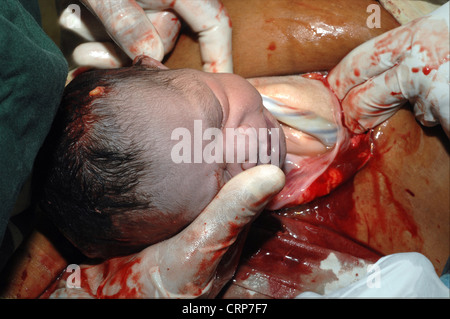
[{"x1": 132, "y1": 55, "x2": 169, "y2": 70}]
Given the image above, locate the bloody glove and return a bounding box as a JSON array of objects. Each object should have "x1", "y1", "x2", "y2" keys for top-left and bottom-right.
[
  {"x1": 328, "y1": 2, "x2": 449, "y2": 137},
  {"x1": 48, "y1": 165, "x2": 285, "y2": 298},
  {"x1": 60, "y1": 0, "x2": 233, "y2": 73}
]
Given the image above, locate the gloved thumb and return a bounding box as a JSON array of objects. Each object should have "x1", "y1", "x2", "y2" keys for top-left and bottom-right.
[{"x1": 155, "y1": 165, "x2": 285, "y2": 297}]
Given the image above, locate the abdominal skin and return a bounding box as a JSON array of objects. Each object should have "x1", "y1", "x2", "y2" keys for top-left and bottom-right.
[{"x1": 164, "y1": 0, "x2": 400, "y2": 77}]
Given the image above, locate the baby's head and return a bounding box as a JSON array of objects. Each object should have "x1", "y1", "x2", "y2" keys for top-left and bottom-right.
[{"x1": 41, "y1": 56, "x2": 286, "y2": 259}]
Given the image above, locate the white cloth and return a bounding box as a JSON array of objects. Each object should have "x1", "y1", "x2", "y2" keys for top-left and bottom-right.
[{"x1": 297, "y1": 252, "x2": 450, "y2": 298}]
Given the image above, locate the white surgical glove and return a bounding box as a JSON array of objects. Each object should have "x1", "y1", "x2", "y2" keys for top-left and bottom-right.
[
  {"x1": 328, "y1": 2, "x2": 449, "y2": 137},
  {"x1": 59, "y1": 0, "x2": 233, "y2": 73},
  {"x1": 49, "y1": 165, "x2": 285, "y2": 298}
]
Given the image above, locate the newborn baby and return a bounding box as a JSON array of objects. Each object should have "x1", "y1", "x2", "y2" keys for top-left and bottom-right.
[{"x1": 41, "y1": 56, "x2": 346, "y2": 260}]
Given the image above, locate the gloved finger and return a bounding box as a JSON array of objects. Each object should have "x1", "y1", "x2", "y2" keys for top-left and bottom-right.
[
  {"x1": 328, "y1": 24, "x2": 412, "y2": 100},
  {"x1": 172, "y1": 0, "x2": 233, "y2": 73},
  {"x1": 145, "y1": 11, "x2": 181, "y2": 55},
  {"x1": 59, "y1": 2, "x2": 109, "y2": 42},
  {"x1": 342, "y1": 50, "x2": 450, "y2": 134},
  {"x1": 329, "y1": 4, "x2": 450, "y2": 101},
  {"x1": 153, "y1": 165, "x2": 285, "y2": 297},
  {"x1": 413, "y1": 61, "x2": 450, "y2": 136},
  {"x1": 341, "y1": 64, "x2": 409, "y2": 133},
  {"x1": 81, "y1": 0, "x2": 165, "y2": 61},
  {"x1": 72, "y1": 42, "x2": 129, "y2": 68}
]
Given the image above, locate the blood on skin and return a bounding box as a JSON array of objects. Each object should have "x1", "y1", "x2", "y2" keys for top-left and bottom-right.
[
  {"x1": 267, "y1": 42, "x2": 277, "y2": 51},
  {"x1": 266, "y1": 42, "x2": 277, "y2": 60}
]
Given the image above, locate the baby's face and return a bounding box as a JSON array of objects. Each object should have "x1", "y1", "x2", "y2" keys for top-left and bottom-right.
[{"x1": 137, "y1": 68, "x2": 286, "y2": 226}]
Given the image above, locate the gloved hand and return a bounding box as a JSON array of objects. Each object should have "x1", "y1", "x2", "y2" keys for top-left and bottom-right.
[
  {"x1": 49, "y1": 165, "x2": 285, "y2": 298},
  {"x1": 59, "y1": 0, "x2": 233, "y2": 73},
  {"x1": 328, "y1": 2, "x2": 449, "y2": 137}
]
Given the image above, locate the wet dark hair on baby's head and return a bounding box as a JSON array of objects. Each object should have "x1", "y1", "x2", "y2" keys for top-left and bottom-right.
[{"x1": 38, "y1": 66, "x2": 185, "y2": 259}]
